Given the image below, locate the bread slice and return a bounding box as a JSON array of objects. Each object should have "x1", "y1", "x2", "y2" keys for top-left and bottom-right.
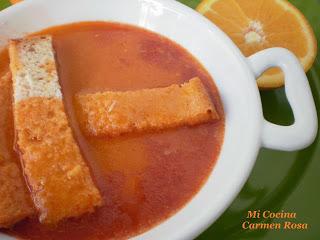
[
  {"x1": 0, "y1": 72, "x2": 35, "y2": 228},
  {"x1": 9, "y1": 35, "x2": 102, "y2": 225},
  {"x1": 76, "y1": 77, "x2": 219, "y2": 137}
]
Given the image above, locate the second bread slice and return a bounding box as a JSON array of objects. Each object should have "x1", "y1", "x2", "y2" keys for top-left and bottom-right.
[{"x1": 76, "y1": 77, "x2": 219, "y2": 137}]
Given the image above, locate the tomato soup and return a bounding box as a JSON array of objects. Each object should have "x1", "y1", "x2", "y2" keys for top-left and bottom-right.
[{"x1": 0, "y1": 22, "x2": 224, "y2": 240}]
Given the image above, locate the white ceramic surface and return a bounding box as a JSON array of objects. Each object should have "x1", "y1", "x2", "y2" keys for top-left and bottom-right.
[{"x1": 0, "y1": 0, "x2": 317, "y2": 239}]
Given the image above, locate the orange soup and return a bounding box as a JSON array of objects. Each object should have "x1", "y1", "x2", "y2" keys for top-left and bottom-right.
[{"x1": 0, "y1": 22, "x2": 224, "y2": 239}]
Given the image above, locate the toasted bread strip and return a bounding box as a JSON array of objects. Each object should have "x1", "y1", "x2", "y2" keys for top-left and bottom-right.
[
  {"x1": 76, "y1": 77, "x2": 218, "y2": 137},
  {"x1": 9, "y1": 36, "x2": 102, "y2": 225},
  {"x1": 0, "y1": 72, "x2": 34, "y2": 228}
]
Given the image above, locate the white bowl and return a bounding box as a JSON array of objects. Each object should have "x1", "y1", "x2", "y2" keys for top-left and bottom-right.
[{"x1": 0, "y1": 0, "x2": 317, "y2": 239}]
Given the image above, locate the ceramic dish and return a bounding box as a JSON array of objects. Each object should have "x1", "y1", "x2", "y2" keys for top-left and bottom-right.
[{"x1": 0, "y1": 0, "x2": 317, "y2": 239}]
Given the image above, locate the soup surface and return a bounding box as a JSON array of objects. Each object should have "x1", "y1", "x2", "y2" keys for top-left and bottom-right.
[{"x1": 0, "y1": 22, "x2": 224, "y2": 239}]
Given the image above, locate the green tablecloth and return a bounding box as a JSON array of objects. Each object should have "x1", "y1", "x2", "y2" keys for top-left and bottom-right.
[{"x1": 1, "y1": 0, "x2": 319, "y2": 239}]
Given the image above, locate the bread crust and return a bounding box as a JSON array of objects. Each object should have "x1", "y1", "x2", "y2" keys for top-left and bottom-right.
[
  {"x1": 0, "y1": 72, "x2": 34, "y2": 228},
  {"x1": 14, "y1": 98, "x2": 102, "y2": 224}
]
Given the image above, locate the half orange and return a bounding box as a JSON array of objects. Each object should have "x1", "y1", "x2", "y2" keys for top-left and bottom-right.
[{"x1": 197, "y1": 0, "x2": 317, "y2": 89}]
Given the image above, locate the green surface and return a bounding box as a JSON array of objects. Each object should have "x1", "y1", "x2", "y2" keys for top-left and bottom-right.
[
  {"x1": 1, "y1": 0, "x2": 319, "y2": 239},
  {"x1": 0, "y1": 0, "x2": 10, "y2": 10}
]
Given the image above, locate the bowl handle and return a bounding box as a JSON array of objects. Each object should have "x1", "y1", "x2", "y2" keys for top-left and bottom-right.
[{"x1": 247, "y1": 48, "x2": 318, "y2": 151}]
